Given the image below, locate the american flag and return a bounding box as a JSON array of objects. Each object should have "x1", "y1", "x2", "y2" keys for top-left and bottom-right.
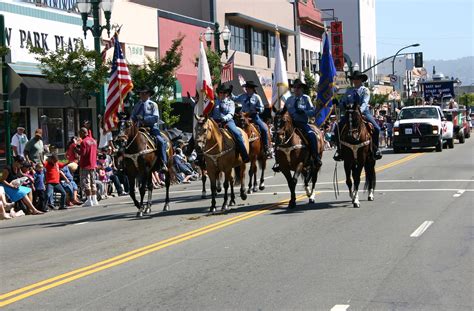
[
  {"x1": 220, "y1": 51, "x2": 235, "y2": 84},
  {"x1": 103, "y1": 35, "x2": 133, "y2": 132}
]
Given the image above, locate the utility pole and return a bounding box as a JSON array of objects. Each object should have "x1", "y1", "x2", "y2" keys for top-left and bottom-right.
[{"x1": 1, "y1": 15, "x2": 12, "y2": 165}]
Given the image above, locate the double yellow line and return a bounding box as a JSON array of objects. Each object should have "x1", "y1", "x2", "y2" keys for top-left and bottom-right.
[{"x1": 0, "y1": 153, "x2": 422, "y2": 307}]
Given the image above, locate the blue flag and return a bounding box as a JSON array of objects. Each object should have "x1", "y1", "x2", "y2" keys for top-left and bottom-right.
[{"x1": 315, "y1": 33, "x2": 337, "y2": 126}]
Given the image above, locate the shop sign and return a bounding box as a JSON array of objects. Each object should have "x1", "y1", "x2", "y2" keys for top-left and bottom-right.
[
  {"x1": 2, "y1": 11, "x2": 93, "y2": 63},
  {"x1": 125, "y1": 43, "x2": 145, "y2": 65},
  {"x1": 21, "y1": 0, "x2": 78, "y2": 12}
]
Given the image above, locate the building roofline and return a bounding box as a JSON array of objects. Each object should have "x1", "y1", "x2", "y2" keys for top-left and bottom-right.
[
  {"x1": 157, "y1": 9, "x2": 214, "y2": 28},
  {"x1": 225, "y1": 13, "x2": 295, "y2": 35}
]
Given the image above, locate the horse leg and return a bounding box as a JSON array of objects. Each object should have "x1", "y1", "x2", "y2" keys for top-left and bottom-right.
[
  {"x1": 128, "y1": 176, "x2": 140, "y2": 210},
  {"x1": 145, "y1": 177, "x2": 153, "y2": 214},
  {"x1": 252, "y1": 160, "x2": 258, "y2": 193},
  {"x1": 209, "y1": 174, "x2": 217, "y2": 214},
  {"x1": 258, "y1": 158, "x2": 266, "y2": 190},
  {"x1": 365, "y1": 160, "x2": 376, "y2": 202},
  {"x1": 136, "y1": 177, "x2": 146, "y2": 217},
  {"x1": 344, "y1": 161, "x2": 353, "y2": 200},
  {"x1": 239, "y1": 165, "x2": 247, "y2": 200},
  {"x1": 352, "y1": 165, "x2": 363, "y2": 208},
  {"x1": 229, "y1": 175, "x2": 236, "y2": 206},
  {"x1": 162, "y1": 170, "x2": 171, "y2": 211},
  {"x1": 308, "y1": 166, "x2": 319, "y2": 204},
  {"x1": 201, "y1": 171, "x2": 207, "y2": 199},
  {"x1": 283, "y1": 169, "x2": 296, "y2": 209},
  {"x1": 222, "y1": 172, "x2": 231, "y2": 212},
  {"x1": 216, "y1": 172, "x2": 222, "y2": 193},
  {"x1": 247, "y1": 166, "x2": 253, "y2": 194}
]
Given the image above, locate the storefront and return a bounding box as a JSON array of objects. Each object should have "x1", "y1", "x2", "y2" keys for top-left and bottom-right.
[{"x1": 1, "y1": 0, "x2": 94, "y2": 159}]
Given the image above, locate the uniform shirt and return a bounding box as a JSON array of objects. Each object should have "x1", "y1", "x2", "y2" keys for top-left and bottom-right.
[
  {"x1": 233, "y1": 93, "x2": 264, "y2": 115},
  {"x1": 212, "y1": 97, "x2": 236, "y2": 122},
  {"x1": 11, "y1": 133, "x2": 28, "y2": 157},
  {"x1": 79, "y1": 135, "x2": 98, "y2": 170},
  {"x1": 131, "y1": 99, "x2": 160, "y2": 127},
  {"x1": 341, "y1": 85, "x2": 370, "y2": 114},
  {"x1": 285, "y1": 94, "x2": 315, "y2": 123}
]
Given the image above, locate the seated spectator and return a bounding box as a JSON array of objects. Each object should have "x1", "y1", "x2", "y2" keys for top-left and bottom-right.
[
  {"x1": 19, "y1": 162, "x2": 35, "y2": 202},
  {"x1": 0, "y1": 156, "x2": 43, "y2": 215},
  {"x1": 33, "y1": 162, "x2": 47, "y2": 212},
  {"x1": 44, "y1": 153, "x2": 70, "y2": 211},
  {"x1": 173, "y1": 148, "x2": 198, "y2": 184},
  {"x1": 100, "y1": 147, "x2": 127, "y2": 196},
  {"x1": 61, "y1": 163, "x2": 82, "y2": 206},
  {"x1": 1, "y1": 186, "x2": 16, "y2": 219}
]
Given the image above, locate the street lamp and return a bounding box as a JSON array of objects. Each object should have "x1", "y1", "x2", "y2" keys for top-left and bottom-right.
[
  {"x1": 77, "y1": 0, "x2": 114, "y2": 116},
  {"x1": 391, "y1": 43, "x2": 420, "y2": 88},
  {"x1": 204, "y1": 23, "x2": 231, "y2": 57},
  {"x1": 343, "y1": 60, "x2": 359, "y2": 85},
  {"x1": 311, "y1": 52, "x2": 319, "y2": 74}
]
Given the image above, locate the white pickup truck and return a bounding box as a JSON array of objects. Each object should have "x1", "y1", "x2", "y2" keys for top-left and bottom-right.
[{"x1": 393, "y1": 105, "x2": 454, "y2": 153}]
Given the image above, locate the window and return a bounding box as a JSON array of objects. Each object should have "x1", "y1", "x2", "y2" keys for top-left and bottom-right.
[
  {"x1": 252, "y1": 29, "x2": 265, "y2": 56},
  {"x1": 39, "y1": 108, "x2": 65, "y2": 152},
  {"x1": 0, "y1": 108, "x2": 29, "y2": 158},
  {"x1": 229, "y1": 23, "x2": 249, "y2": 53},
  {"x1": 269, "y1": 33, "x2": 276, "y2": 58}
]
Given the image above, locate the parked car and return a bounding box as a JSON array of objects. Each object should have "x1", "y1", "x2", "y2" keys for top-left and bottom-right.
[{"x1": 393, "y1": 106, "x2": 452, "y2": 153}]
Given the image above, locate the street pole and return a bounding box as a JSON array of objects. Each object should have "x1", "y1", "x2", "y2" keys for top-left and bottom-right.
[
  {"x1": 92, "y1": 0, "x2": 104, "y2": 117},
  {"x1": 292, "y1": 0, "x2": 302, "y2": 74},
  {"x1": 391, "y1": 43, "x2": 420, "y2": 91},
  {"x1": 0, "y1": 15, "x2": 12, "y2": 165},
  {"x1": 213, "y1": 22, "x2": 221, "y2": 57}
]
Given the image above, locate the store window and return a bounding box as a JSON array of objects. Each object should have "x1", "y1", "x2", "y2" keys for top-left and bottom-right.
[
  {"x1": 39, "y1": 108, "x2": 65, "y2": 152},
  {"x1": 269, "y1": 33, "x2": 276, "y2": 58},
  {"x1": 229, "y1": 23, "x2": 249, "y2": 53},
  {"x1": 0, "y1": 108, "x2": 29, "y2": 159},
  {"x1": 252, "y1": 29, "x2": 265, "y2": 56}
]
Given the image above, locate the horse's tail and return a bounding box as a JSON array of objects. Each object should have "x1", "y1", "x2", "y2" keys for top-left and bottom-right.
[{"x1": 234, "y1": 166, "x2": 242, "y2": 186}]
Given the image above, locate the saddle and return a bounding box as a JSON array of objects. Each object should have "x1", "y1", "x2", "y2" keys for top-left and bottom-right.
[
  {"x1": 138, "y1": 127, "x2": 157, "y2": 149},
  {"x1": 361, "y1": 116, "x2": 374, "y2": 135}
]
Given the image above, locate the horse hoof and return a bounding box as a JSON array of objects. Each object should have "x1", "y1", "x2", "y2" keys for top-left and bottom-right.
[
  {"x1": 216, "y1": 187, "x2": 222, "y2": 193},
  {"x1": 136, "y1": 211, "x2": 143, "y2": 217},
  {"x1": 253, "y1": 187, "x2": 258, "y2": 193},
  {"x1": 221, "y1": 204, "x2": 229, "y2": 212},
  {"x1": 163, "y1": 204, "x2": 170, "y2": 211},
  {"x1": 309, "y1": 198, "x2": 315, "y2": 204},
  {"x1": 368, "y1": 196, "x2": 374, "y2": 201},
  {"x1": 241, "y1": 192, "x2": 248, "y2": 201},
  {"x1": 288, "y1": 201, "x2": 296, "y2": 209},
  {"x1": 353, "y1": 203, "x2": 360, "y2": 208},
  {"x1": 259, "y1": 184, "x2": 265, "y2": 191},
  {"x1": 201, "y1": 194, "x2": 207, "y2": 199},
  {"x1": 210, "y1": 207, "x2": 216, "y2": 214},
  {"x1": 230, "y1": 200, "x2": 236, "y2": 206},
  {"x1": 247, "y1": 188, "x2": 252, "y2": 194}
]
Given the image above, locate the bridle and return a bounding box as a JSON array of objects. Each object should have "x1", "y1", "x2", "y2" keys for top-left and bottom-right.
[
  {"x1": 195, "y1": 118, "x2": 234, "y2": 166},
  {"x1": 274, "y1": 112, "x2": 305, "y2": 163},
  {"x1": 341, "y1": 103, "x2": 370, "y2": 160}
]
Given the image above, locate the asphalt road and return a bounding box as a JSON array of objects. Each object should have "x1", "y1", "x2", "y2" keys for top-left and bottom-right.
[{"x1": 1, "y1": 139, "x2": 472, "y2": 311}]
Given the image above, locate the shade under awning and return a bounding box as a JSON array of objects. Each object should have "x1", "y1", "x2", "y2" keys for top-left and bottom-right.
[
  {"x1": 225, "y1": 67, "x2": 269, "y2": 107},
  {"x1": 21, "y1": 76, "x2": 64, "y2": 91}
]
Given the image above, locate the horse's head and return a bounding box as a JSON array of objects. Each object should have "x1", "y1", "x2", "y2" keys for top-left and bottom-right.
[
  {"x1": 273, "y1": 109, "x2": 293, "y2": 145},
  {"x1": 115, "y1": 120, "x2": 135, "y2": 149},
  {"x1": 194, "y1": 114, "x2": 213, "y2": 152},
  {"x1": 235, "y1": 112, "x2": 251, "y2": 128}
]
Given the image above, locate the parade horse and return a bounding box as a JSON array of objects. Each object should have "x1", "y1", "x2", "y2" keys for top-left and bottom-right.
[
  {"x1": 194, "y1": 115, "x2": 249, "y2": 213},
  {"x1": 117, "y1": 120, "x2": 173, "y2": 217},
  {"x1": 273, "y1": 110, "x2": 324, "y2": 208},
  {"x1": 235, "y1": 112, "x2": 267, "y2": 194},
  {"x1": 338, "y1": 102, "x2": 376, "y2": 208}
]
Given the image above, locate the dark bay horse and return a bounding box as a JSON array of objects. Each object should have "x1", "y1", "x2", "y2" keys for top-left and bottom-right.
[
  {"x1": 235, "y1": 112, "x2": 267, "y2": 194},
  {"x1": 194, "y1": 115, "x2": 248, "y2": 213},
  {"x1": 339, "y1": 102, "x2": 376, "y2": 208},
  {"x1": 117, "y1": 121, "x2": 173, "y2": 217},
  {"x1": 273, "y1": 110, "x2": 324, "y2": 208}
]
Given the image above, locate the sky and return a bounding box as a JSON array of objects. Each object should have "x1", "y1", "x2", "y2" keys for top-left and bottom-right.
[{"x1": 376, "y1": 0, "x2": 474, "y2": 60}]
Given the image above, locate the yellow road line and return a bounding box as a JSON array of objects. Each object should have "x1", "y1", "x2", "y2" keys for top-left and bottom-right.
[{"x1": 0, "y1": 153, "x2": 422, "y2": 307}]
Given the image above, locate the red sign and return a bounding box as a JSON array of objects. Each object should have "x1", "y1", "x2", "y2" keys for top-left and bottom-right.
[{"x1": 330, "y1": 21, "x2": 344, "y2": 71}]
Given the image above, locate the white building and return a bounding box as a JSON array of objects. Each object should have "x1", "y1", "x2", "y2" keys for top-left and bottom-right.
[{"x1": 317, "y1": 0, "x2": 377, "y2": 81}]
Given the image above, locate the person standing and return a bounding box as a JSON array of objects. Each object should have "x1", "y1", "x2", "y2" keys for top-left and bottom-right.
[
  {"x1": 232, "y1": 81, "x2": 271, "y2": 157},
  {"x1": 24, "y1": 129, "x2": 45, "y2": 164},
  {"x1": 11, "y1": 127, "x2": 29, "y2": 158},
  {"x1": 130, "y1": 88, "x2": 168, "y2": 172},
  {"x1": 79, "y1": 127, "x2": 99, "y2": 207}
]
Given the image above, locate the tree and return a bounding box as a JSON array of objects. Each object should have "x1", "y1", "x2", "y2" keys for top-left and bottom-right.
[
  {"x1": 206, "y1": 49, "x2": 222, "y2": 86},
  {"x1": 304, "y1": 68, "x2": 316, "y2": 97},
  {"x1": 458, "y1": 93, "x2": 474, "y2": 107},
  {"x1": 129, "y1": 35, "x2": 184, "y2": 127},
  {"x1": 369, "y1": 93, "x2": 389, "y2": 108},
  {"x1": 29, "y1": 41, "x2": 108, "y2": 106}
]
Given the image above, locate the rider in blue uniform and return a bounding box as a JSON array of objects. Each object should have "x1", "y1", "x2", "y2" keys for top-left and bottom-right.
[
  {"x1": 333, "y1": 71, "x2": 382, "y2": 161},
  {"x1": 285, "y1": 79, "x2": 322, "y2": 167},
  {"x1": 130, "y1": 87, "x2": 168, "y2": 172},
  {"x1": 211, "y1": 84, "x2": 250, "y2": 163},
  {"x1": 232, "y1": 81, "x2": 271, "y2": 157}
]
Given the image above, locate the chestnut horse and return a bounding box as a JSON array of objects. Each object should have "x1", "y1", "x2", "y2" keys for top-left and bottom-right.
[
  {"x1": 117, "y1": 121, "x2": 173, "y2": 217},
  {"x1": 194, "y1": 115, "x2": 249, "y2": 213},
  {"x1": 235, "y1": 112, "x2": 267, "y2": 193},
  {"x1": 273, "y1": 110, "x2": 324, "y2": 208},
  {"x1": 338, "y1": 102, "x2": 376, "y2": 208}
]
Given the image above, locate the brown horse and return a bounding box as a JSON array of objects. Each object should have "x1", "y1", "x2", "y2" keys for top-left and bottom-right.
[
  {"x1": 117, "y1": 121, "x2": 173, "y2": 217},
  {"x1": 338, "y1": 102, "x2": 376, "y2": 208},
  {"x1": 235, "y1": 112, "x2": 267, "y2": 194},
  {"x1": 194, "y1": 115, "x2": 249, "y2": 213},
  {"x1": 273, "y1": 110, "x2": 324, "y2": 208}
]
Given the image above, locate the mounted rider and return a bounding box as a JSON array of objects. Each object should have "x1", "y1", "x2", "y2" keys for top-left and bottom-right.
[
  {"x1": 211, "y1": 84, "x2": 250, "y2": 163},
  {"x1": 333, "y1": 71, "x2": 382, "y2": 161},
  {"x1": 284, "y1": 79, "x2": 322, "y2": 167},
  {"x1": 130, "y1": 87, "x2": 168, "y2": 173},
  {"x1": 232, "y1": 81, "x2": 271, "y2": 157}
]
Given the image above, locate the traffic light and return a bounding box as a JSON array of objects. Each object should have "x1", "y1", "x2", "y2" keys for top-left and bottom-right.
[{"x1": 414, "y1": 52, "x2": 423, "y2": 68}]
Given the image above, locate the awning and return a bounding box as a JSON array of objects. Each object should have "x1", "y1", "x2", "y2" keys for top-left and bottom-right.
[{"x1": 225, "y1": 67, "x2": 269, "y2": 107}]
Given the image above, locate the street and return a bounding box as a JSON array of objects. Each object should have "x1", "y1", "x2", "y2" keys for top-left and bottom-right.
[{"x1": 1, "y1": 140, "x2": 472, "y2": 311}]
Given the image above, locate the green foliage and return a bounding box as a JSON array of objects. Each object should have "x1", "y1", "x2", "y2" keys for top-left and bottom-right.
[
  {"x1": 304, "y1": 68, "x2": 316, "y2": 96},
  {"x1": 458, "y1": 93, "x2": 474, "y2": 107},
  {"x1": 0, "y1": 46, "x2": 10, "y2": 58},
  {"x1": 369, "y1": 93, "x2": 389, "y2": 108},
  {"x1": 129, "y1": 35, "x2": 184, "y2": 127},
  {"x1": 29, "y1": 40, "x2": 108, "y2": 106},
  {"x1": 206, "y1": 49, "x2": 222, "y2": 86}
]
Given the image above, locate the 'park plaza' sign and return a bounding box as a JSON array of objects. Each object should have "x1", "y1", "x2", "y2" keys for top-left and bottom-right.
[
  {"x1": 2, "y1": 11, "x2": 93, "y2": 63},
  {"x1": 21, "y1": 0, "x2": 78, "y2": 12}
]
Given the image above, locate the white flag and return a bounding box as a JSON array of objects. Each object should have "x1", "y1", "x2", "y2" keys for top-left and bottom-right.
[
  {"x1": 195, "y1": 41, "x2": 215, "y2": 116},
  {"x1": 272, "y1": 31, "x2": 290, "y2": 111}
]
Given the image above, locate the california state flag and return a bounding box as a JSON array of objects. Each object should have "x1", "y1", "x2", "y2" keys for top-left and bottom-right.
[{"x1": 196, "y1": 41, "x2": 215, "y2": 116}]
